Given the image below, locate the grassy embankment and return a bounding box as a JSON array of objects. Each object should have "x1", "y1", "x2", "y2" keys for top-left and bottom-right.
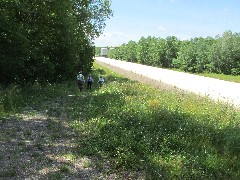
[
  {"x1": 199, "y1": 72, "x2": 240, "y2": 83},
  {"x1": 172, "y1": 67, "x2": 240, "y2": 83},
  {"x1": 0, "y1": 62, "x2": 240, "y2": 179}
]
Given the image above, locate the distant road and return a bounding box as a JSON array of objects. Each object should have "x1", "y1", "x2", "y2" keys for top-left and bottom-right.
[{"x1": 95, "y1": 57, "x2": 240, "y2": 108}]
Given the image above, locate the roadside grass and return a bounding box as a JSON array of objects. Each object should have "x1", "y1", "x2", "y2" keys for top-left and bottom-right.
[
  {"x1": 172, "y1": 68, "x2": 240, "y2": 83},
  {"x1": 72, "y1": 79, "x2": 240, "y2": 179},
  {"x1": 0, "y1": 62, "x2": 240, "y2": 179},
  {"x1": 198, "y1": 72, "x2": 240, "y2": 83}
]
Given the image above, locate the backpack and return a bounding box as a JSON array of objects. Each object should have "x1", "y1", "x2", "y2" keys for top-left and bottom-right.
[
  {"x1": 78, "y1": 74, "x2": 84, "y2": 81},
  {"x1": 88, "y1": 76, "x2": 93, "y2": 82}
]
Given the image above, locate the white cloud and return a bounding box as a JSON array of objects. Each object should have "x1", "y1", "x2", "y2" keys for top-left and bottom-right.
[
  {"x1": 157, "y1": 25, "x2": 168, "y2": 32},
  {"x1": 94, "y1": 31, "x2": 138, "y2": 47}
]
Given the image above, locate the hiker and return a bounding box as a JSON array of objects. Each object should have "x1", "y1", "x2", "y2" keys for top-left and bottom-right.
[
  {"x1": 87, "y1": 74, "x2": 93, "y2": 90},
  {"x1": 77, "y1": 71, "x2": 85, "y2": 91},
  {"x1": 98, "y1": 76, "x2": 104, "y2": 88}
]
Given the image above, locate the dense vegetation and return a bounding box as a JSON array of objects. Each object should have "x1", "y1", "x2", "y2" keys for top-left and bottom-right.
[
  {"x1": 106, "y1": 31, "x2": 240, "y2": 76},
  {"x1": 1, "y1": 62, "x2": 239, "y2": 179},
  {"x1": 0, "y1": 0, "x2": 112, "y2": 85},
  {"x1": 1, "y1": 1, "x2": 240, "y2": 178}
]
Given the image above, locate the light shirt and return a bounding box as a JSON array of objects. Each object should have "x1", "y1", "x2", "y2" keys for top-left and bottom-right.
[
  {"x1": 98, "y1": 77, "x2": 104, "y2": 83},
  {"x1": 77, "y1": 74, "x2": 84, "y2": 81}
]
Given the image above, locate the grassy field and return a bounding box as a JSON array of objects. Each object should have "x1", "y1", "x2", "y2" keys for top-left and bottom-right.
[
  {"x1": 0, "y1": 62, "x2": 240, "y2": 179},
  {"x1": 172, "y1": 68, "x2": 240, "y2": 83},
  {"x1": 198, "y1": 72, "x2": 240, "y2": 83}
]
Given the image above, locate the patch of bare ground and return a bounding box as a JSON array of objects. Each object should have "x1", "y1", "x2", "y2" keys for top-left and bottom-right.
[
  {"x1": 0, "y1": 110, "x2": 93, "y2": 179},
  {"x1": 0, "y1": 96, "x2": 145, "y2": 179}
]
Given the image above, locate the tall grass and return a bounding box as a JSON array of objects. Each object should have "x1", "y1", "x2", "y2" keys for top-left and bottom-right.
[
  {"x1": 0, "y1": 62, "x2": 239, "y2": 179},
  {"x1": 0, "y1": 81, "x2": 78, "y2": 116},
  {"x1": 0, "y1": 85, "x2": 18, "y2": 113},
  {"x1": 72, "y1": 63, "x2": 240, "y2": 179}
]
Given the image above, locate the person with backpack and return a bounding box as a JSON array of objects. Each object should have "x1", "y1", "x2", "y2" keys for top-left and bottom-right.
[
  {"x1": 77, "y1": 71, "x2": 85, "y2": 91},
  {"x1": 87, "y1": 74, "x2": 93, "y2": 90},
  {"x1": 98, "y1": 76, "x2": 104, "y2": 88}
]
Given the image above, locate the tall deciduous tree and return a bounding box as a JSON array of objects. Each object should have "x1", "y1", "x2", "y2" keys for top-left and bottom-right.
[
  {"x1": 211, "y1": 31, "x2": 240, "y2": 75},
  {"x1": 164, "y1": 36, "x2": 180, "y2": 68},
  {"x1": 108, "y1": 31, "x2": 240, "y2": 76},
  {"x1": 125, "y1": 40, "x2": 137, "y2": 62},
  {"x1": 0, "y1": 0, "x2": 112, "y2": 84}
]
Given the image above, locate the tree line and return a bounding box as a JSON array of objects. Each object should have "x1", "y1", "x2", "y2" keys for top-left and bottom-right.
[
  {"x1": 0, "y1": 0, "x2": 112, "y2": 85},
  {"x1": 105, "y1": 31, "x2": 240, "y2": 75}
]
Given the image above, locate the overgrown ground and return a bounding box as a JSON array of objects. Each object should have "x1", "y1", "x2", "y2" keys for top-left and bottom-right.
[
  {"x1": 0, "y1": 62, "x2": 240, "y2": 179},
  {"x1": 0, "y1": 84, "x2": 110, "y2": 179}
]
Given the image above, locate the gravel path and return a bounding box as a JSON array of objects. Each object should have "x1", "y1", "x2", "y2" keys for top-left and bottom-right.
[
  {"x1": 0, "y1": 95, "x2": 145, "y2": 179},
  {"x1": 0, "y1": 105, "x2": 104, "y2": 179},
  {"x1": 95, "y1": 57, "x2": 240, "y2": 108}
]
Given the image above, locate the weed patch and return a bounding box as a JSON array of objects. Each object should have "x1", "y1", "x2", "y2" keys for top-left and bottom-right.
[{"x1": 71, "y1": 63, "x2": 240, "y2": 179}]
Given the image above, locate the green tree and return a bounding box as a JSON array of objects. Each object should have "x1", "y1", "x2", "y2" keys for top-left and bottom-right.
[
  {"x1": 125, "y1": 40, "x2": 137, "y2": 62},
  {"x1": 211, "y1": 31, "x2": 240, "y2": 75},
  {"x1": 194, "y1": 37, "x2": 215, "y2": 73},
  {"x1": 174, "y1": 37, "x2": 214, "y2": 73},
  {"x1": 0, "y1": 0, "x2": 30, "y2": 84},
  {"x1": 173, "y1": 40, "x2": 196, "y2": 72},
  {"x1": 137, "y1": 36, "x2": 152, "y2": 65},
  {"x1": 147, "y1": 37, "x2": 163, "y2": 67},
  {"x1": 0, "y1": 0, "x2": 112, "y2": 84},
  {"x1": 164, "y1": 36, "x2": 180, "y2": 68},
  {"x1": 95, "y1": 47, "x2": 101, "y2": 56}
]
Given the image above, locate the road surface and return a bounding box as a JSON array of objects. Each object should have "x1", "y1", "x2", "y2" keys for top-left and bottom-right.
[{"x1": 95, "y1": 57, "x2": 240, "y2": 108}]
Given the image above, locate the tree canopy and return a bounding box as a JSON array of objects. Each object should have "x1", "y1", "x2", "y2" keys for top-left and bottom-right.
[
  {"x1": 0, "y1": 0, "x2": 112, "y2": 85},
  {"x1": 108, "y1": 31, "x2": 240, "y2": 76}
]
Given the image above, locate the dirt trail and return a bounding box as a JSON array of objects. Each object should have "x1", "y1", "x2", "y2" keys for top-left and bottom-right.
[
  {"x1": 0, "y1": 104, "x2": 104, "y2": 179},
  {"x1": 0, "y1": 95, "x2": 144, "y2": 179}
]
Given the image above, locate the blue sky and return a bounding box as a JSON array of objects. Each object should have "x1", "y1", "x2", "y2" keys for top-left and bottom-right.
[{"x1": 94, "y1": 0, "x2": 240, "y2": 47}]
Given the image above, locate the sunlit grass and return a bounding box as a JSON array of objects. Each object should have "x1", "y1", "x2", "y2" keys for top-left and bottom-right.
[
  {"x1": 172, "y1": 68, "x2": 240, "y2": 83},
  {"x1": 0, "y1": 62, "x2": 240, "y2": 179},
  {"x1": 198, "y1": 72, "x2": 240, "y2": 83},
  {"x1": 70, "y1": 62, "x2": 240, "y2": 179}
]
